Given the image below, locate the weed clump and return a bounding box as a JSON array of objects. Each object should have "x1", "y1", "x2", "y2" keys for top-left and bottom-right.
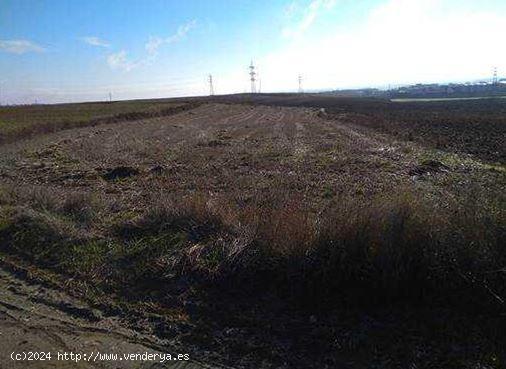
[
  {"x1": 0, "y1": 207, "x2": 77, "y2": 266},
  {"x1": 60, "y1": 192, "x2": 96, "y2": 223},
  {"x1": 0, "y1": 186, "x2": 504, "y2": 309}
]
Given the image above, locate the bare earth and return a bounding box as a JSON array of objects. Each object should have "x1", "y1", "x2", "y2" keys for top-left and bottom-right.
[
  {"x1": 0, "y1": 101, "x2": 504, "y2": 368},
  {"x1": 0, "y1": 103, "x2": 452, "y2": 205},
  {"x1": 0, "y1": 261, "x2": 223, "y2": 369}
]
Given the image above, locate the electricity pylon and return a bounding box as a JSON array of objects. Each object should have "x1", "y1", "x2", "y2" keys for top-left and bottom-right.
[
  {"x1": 249, "y1": 61, "x2": 256, "y2": 93},
  {"x1": 208, "y1": 74, "x2": 214, "y2": 96}
]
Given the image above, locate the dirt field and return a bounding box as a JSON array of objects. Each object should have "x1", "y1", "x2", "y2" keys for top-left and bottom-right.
[
  {"x1": 2, "y1": 101, "x2": 502, "y2": 205},
  {"x1": 0, "y1": 95, "x2": 505, "y2": 368},
  {"x1": 212, "y1": 93, "x2": 506, "y2": 163},
  {"x1": 0, "y1": 104, "x2": 412, "y2": 201},
  {"x1": 0, "y1": 260, "x2": 217, "y2": 369},
  {"x1": 0, "y1": 99, "x2": 196, "y2": 144}
]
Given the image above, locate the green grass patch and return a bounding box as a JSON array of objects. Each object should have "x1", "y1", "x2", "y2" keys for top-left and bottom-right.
[{"x1": 0, "y1": 100, "x2": 198, "y2": 142}]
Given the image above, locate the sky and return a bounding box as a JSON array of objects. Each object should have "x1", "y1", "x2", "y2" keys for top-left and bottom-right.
[{"x1": 1, "y1": 0, "x2": 506, "y2": 104}]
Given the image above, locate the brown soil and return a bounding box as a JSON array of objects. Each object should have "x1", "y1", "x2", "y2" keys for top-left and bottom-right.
[
  {"x1": 0, "y1": 98, "x2": 504, "y2": 369},
  {"x1": 0, "y1": 259, "x2": 223, "y2": 369}
]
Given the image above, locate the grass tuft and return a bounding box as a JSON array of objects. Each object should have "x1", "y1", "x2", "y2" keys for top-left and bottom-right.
[{"x1": 0, "y1": 184, "x2": 504, "y2": 309}]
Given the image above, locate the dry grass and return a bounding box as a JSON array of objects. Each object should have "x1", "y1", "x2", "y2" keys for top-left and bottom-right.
[
  {"x1": 0, "y1": 99, "x2": 503, "y2": 306},
  {"x1": 0, "y1": 97, "x2": 505, "y2": 368},
  {"x1": 1, "y1": 183, "x2": 503, "y2": 310},
  {"x1": 0, "y1": 100, "x2": 199, "y2": 143}
]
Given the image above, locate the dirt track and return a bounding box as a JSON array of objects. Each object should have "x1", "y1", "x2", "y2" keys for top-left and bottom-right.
[{"x1": 0, "y1": 261, "x2": 225, "y2": 369}]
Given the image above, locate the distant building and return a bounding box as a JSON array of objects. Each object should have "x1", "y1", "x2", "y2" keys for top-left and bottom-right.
[{"x1": 323, "y1": 79, "x2": 506, "y2": 99}]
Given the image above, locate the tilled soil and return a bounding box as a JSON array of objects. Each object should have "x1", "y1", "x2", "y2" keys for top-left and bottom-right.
[
  {"x1": 0, "y1": 102, "x2": 504, "y2": 369},
  {"x1": 0, "y1": 103, "x2": 455, "y2": 209}
]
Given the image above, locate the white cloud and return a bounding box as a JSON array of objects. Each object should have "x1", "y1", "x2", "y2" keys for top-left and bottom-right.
[
  {"x1": 282, "y1": 0, "x2": 337, "y2": 38},
  {"x1": 283, "y1": 2, "x2": 300, "y2": 18},
  {"x1": 81, "y1": 36, "x2": 110, "y2": 47},
  {"x1": 0, "y1": 39, "x2": 45, "y2": 54},
  {"x1": 145, "y1": 36, "x2": 164, "y2": 55},
  {"x1": 145, "y1": 19, "x2": 197, "y2": 56},
  {"x1": 107, "y1": 50, "x2": 141, "y2": 72},
  {"x1": 238, "y1": 0, "x2": 506, "y2": 92},
  {"x1": 106, "y1": 20, "x2": 197, "y2": 72},
  {"x1": 166, "y1": 19, "x2": 197, "y2": 44}
]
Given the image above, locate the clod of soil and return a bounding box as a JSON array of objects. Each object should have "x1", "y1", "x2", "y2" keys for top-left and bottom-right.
[
  {"x1": 149, "y1": 165, "x2": 166, "y2": 175},
  {"x1": 198, "y1": 139, "x2": 230, "y2": 147},
  {"x1": 102, "y1": 166, "x2": 140, "y2": 180},
  {"x1": 409, "y1": 159, "x2": 450, "y2": 176}
]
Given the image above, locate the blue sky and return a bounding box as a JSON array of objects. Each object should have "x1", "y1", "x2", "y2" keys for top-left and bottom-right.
[{"x1": 1, "y1": 0, "x2": 506, "y2": 103}]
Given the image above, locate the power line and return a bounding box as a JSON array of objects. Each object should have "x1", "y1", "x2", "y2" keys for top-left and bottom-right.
[
  {"x1": 208, "y1": 74, "x2": 214, "y2": 96},
  {"x1": 298, "y1": 74, "x2": 303, "y2": 93},
  {"x1": 249, "y1": 61, "x2": 256, "y2": 93},
  {"x1": 109, "y1": 92, "x2": 112, "y2": 102}
]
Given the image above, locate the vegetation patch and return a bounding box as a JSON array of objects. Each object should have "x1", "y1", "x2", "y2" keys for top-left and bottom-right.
[
  {"x1": 0, "y1": 100, "x2": 201, "y2": 143},
  {"x1": 409, "y1": 159, "x2": 450, "y2": 176},
  {"x1": 1, "y1": 97, "x2": 505, "y2": 368},
  {"x1": 101, "y1": 166, "x2": 140, "y2": 181},
  {"x1": 1, "y1": 186, "x2": 503, "y2": 311}
]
